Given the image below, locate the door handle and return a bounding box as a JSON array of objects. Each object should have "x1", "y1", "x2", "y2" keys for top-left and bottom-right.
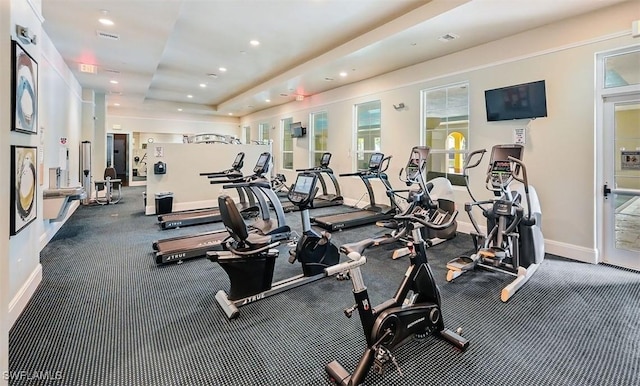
[{"x1": 603, "y1": 183, "x2": 611, "y2": 198}]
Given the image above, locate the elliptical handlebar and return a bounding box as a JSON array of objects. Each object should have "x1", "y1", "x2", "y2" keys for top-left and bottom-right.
[
  {"x1": 395, "y1": 206, "x2": 458, "y2": 231},
  {"x1": 507, "y1": 156, "x2": 532, "y2": 221},
  {"x1": 464, "y1": 149, "x2": 487, "y2": 173}
]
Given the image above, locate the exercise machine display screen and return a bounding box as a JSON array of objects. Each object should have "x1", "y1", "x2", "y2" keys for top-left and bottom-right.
[
  {"x1": 254, "y1": 153, "x2": 271, "y2": 173},
  {"x1": 232, "y1": 152, "x2": 245, "y2": 168},
  {"x1": 490, "y1": 145, "x2": 523, "y2": 163},
  {"x1": 491, "y1": 160, "x2": 511, "y2": 173},
  {"x1": 293, "y1": 175, "x2": 315, "y2": 195},
  {"x1": 369, "y1": 153, "x2": 384, "y2": 170},
  {"x1": 320, "y1": 153, "x2": 332, "y2": 167}
]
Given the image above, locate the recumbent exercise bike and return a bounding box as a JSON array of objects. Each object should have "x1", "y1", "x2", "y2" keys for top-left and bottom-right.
[{"x1": 207, "y1": 171, "x2": 339, "y2": 319}]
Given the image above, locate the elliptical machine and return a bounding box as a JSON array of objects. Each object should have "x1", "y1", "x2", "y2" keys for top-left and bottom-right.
[
  {"x1": 446, "y1": 144, "x2": 544, "y2": 302},
  {"x1": 324, "y1": 151, "x2": 468, "y2": 386},
  {"x1": 376, "y1": 146, "x2": 458, "y2": 258},
  {"x1": 207, "y1": 172, "x2": 340, "y2": 319}
]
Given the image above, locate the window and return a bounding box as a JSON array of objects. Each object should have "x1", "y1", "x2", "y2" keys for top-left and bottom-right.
[
  {"x1": 604, "y1": 50, "x2": 640, "y2": 88},
  {"x1": 243, "y1": 126, "x2": 251, "y2": 144},
  {"x1": 258, "y1": 122, "x2": 270, "y2": 144},
  {"x1": 355, "y1": 101, "x2": 381, "y2": 170},
  {"x1": 310, "y1": 111, "x2": 328, "y2": 166},
  {"x1": 281, "y1": 117, "x2": 293, "y2": 170},
  {"x1": 421, "y1": 82, "x2": 469, "y2": 185}
]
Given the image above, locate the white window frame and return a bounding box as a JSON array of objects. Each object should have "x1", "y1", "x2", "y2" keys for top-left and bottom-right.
[
  {"x1": 309, "y1": 111, "x2": 328, "y2": 167},
  {"x1": 353, "y1": 100, "x2": 381, "y2": 171},
  {"x1": 281, "y1": 117, "x2": 294, "y2": 170},
  {"x1": 258, "y1": 122, "x2": 270, "y2": 144},
  {"x1": 420, "y1": 82, "x2": 469, "y2": 185}
]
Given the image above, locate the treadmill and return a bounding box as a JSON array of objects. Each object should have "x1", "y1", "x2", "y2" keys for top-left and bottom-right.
[
  {"x1": 296, "y1": 152, "x2": 344, "y2": 209},
  {"x1": 275, "y1": 152, "x2": 345, "y2": 213},
  {"x1": 152, "y1": 152, "x2": 291, "y2": 265},
  {"x1": 311, "y1": 152, "x2": 397, "y2": 231},
  {"x1": 157, "y1": 152, "x2": 257, "y2": 230}
]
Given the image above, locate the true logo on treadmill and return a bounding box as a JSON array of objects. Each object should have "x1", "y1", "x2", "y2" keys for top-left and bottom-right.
[
  {"x1": 241, "y1": 293, "x2": 265, "y2": 305},
  {"x1": 166, "y1": 252, "x2": 186, "y2": 261}
]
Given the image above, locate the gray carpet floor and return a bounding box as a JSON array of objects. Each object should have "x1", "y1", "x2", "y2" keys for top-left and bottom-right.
[{"x1": 9, "y1": 186, "x2": 640, "y2": 386}]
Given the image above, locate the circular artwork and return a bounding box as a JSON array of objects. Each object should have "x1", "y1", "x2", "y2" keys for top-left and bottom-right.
[
  {"x1": 13, "y1": 42, "x2": 38, "y2": 134},
  {"x1": 16, "y1": 152, "x2": 36, "y2": 220}
]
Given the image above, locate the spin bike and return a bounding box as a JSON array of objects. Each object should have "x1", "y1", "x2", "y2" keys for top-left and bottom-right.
[
  {"x1": 446, "y1": 144, "x2": 544, "y2": 302},
  {"x1": 325, "y1": 190, "x2": 468, "y2": 386},
  {"x1": 207, "y1": 172, "x2": 339, "y2": 319}
]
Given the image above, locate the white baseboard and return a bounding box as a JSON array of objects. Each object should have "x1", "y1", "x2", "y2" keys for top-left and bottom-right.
[
  {"x1": 544, "y1": 239, "x2": 598, "y2": 264},
  {"x1": 8, "y1": 264, "x2": 42, "y2": 328}
]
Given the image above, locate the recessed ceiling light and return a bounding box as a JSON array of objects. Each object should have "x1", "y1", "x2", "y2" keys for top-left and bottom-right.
[
  {"x1": 265, "y1": 99, "x2": 271, "y2": 103},
  {"x1": 114, "y1": 103, "x2": 120, "y2": 106},
  {"x1": 109, "y1": 80, "x2": 118, "y2": 84},
  {"x1": 250, "y1": 40, "x2": 260, "y2": 46},
  {"x1": 99, "y1": 18, "x2": 114, "y2": 26},
  {"x1": 339, "y1": 72, "x2": 347, "y2": 77},
  {"x1": 187, "y1": 94, "x2": 193, "y2": 98},
  {"x1": 219, "y1": 67, "x2": 227, "y2": 72},
  {"x1": 228, "y1": 112, "x2": 233, "y2": 115},
  {"x1": 178, "y1": 108, "x2": 183, "y2": 112},
  {"x1": 199, "y1": 83, "x2": 207, "y2": 88}
]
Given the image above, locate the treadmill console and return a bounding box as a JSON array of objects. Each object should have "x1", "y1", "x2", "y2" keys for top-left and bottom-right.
[
  {"x1": 368, "y1": 153, "x2": 384, "y2": 171},
  {"x1": 232, "y1": 152, "x2": 245, "y2": 169},
  {"x1": 320, "y1": 152, "x2": 332, "y2": 168},
  {"x1": 254, "y1": 152, "x2": 271, "y2": 175},
  {"x1": 288, "y1": 173, "x2": 317, "y2": 207}
]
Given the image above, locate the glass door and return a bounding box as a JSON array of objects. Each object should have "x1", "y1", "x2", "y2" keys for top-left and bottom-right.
[{"x1": 602, "y1": 95, "x2": 640, "y2": 270}]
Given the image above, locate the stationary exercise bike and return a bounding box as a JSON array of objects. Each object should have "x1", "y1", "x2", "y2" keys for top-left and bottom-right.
[
  {"x1": 446, "y1": 144, "x2": 544, "y2": 302},
  {"x1": 324, "y1": 162, "x2": 468, "y2": 386},
  {"x1": 207, "y1": 172, "x2": 339, "y2": 319}
]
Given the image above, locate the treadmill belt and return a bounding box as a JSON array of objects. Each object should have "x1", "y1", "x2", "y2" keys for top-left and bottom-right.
[
  {"x1": 312, "y1": 210, "x2": 395, "y2": 231},
  {"x1": 159, "y1": 209, "x2": 222, "y2": 230},
  {"x1": 154, "y1": 230, "x2": 229, "y2": 264}
]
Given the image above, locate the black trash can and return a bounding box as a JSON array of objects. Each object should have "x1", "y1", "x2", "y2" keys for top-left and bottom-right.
[{"x1": 155, "y1": 192, "x2": 173, "y2": 215}]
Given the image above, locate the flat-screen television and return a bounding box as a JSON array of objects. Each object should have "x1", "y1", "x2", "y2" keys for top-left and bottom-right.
[
  {"x1": 290, "y1": 122, "x2": 306, "y2": 138},
  {"x1": 485, "y1": 80, "x2": 547, "y2": 121}
]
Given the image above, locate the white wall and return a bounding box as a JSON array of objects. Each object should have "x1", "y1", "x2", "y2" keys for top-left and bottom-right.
[
  {"x1": 144, "y1": 143, "x2": 270, "y2": 214},
  {"x1": 7, "y1": 0, "x2": 85, "y2": 329},
  {"x1": 1, "y1": 0, "x2": 12, "y2": 382},
  {"x1": 240, "y1": 2, "x2": 640, "y2": 263}
]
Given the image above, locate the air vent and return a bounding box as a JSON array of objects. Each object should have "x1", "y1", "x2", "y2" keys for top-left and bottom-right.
[
  {"x1": 438, "y1": 33, "x2": 459, "y2": 42},
  {"x1": 104, "y1": 68, "x2": 120, "y2": 74},
  {"x1": 96, "y1": 30, "x2": 120, "y2": 41}
]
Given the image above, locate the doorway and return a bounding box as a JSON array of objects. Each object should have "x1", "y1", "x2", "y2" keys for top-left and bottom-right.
[
  {"x1": 602, "y1": 95, "x2": 640, "y2": 270},
  {"x1": 113, "y1": 133, "x2": 129, "y2": 186},
  {"x1": 597, "y1": 46, "x2": 640, "y2": 271}
]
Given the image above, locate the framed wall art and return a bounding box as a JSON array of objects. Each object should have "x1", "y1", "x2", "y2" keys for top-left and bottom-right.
[
  {"x1": 11, "y1": 145, "x2": 38, "y2": 236},
  {"x1": 11, "y1": 40, "x2": 38, "y2": 134}
]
